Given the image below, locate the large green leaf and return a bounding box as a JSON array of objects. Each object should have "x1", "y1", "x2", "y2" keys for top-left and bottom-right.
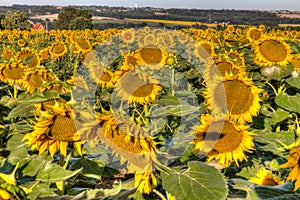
[
  {"x1": 6, "y1": 103, "x2": 36, "y2": 119},
  {"x1": 266, "y1": 108, "x2": 290, "y2": 126},
  {"x1": 27, "y1": 183, "x2": 57, "y2": 199},
  {"x1": 161, "y1": 161, "x2": 228, "y2": 200},
  {"x1": 36, "y1": 163, "x2": 82, "y2": 183},
  {"x1": 249, "y1": 183, "x2": 300, "y2": 200},
  {"x1": 275, "y1": 93, "x2": 300, "y2": 113},
  {"x1": 22, "y1": 90, "x2": 60, "y2": 104},
  {"x1": 255, "y1": 131, "x2": 295, "y2": 152},
  {"x1": 286, "y1": 76, "x2": 300, "y2": 90},
  {"x1": 151, "y1": 105, "x2": 199, "y2": 117},
  {"x1": 69, "y1": 157, "x2": 105, "y2": 180},
  {"x1": 22, "y1": 158, "x2": 46, "y2": 177},
  {"x1": 261, "y1": 64, "x2": 293, "y2": 81}
]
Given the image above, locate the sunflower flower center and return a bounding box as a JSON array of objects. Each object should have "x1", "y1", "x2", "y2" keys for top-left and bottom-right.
[
  {"x1": 140, "y1": 46, "x2": 163, "y2": 65},
  {"x1": 261, "y1": 178, "x2": 279, "y2": 186},
  {"x1": 49, "y1": 115, "x2": 77, "y2": 142},
  {"x1": 100, "y1": 72, "x2": 112, "y2": 82},
  {"x1": 214, "y1": 80, "x2": 254, "y2": 115},
  {"x1": 52, "y1": 42, "x2": 66, "y2": 55},
  {"x1": 216, "y1": 61, "x2": 239, "y2": 77},
  {"x1": 259, "y1": 40, "x2": 287, "y2": 62},
  {"x1": 249, "y1": 29, "x2": 261, "y2": 40},
  {"x1": 204, "y1": 121, "x2": 243, "y2": 154}
]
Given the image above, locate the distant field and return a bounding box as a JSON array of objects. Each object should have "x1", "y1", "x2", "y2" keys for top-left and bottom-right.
[{"x1": 277, "y1": 13, "x2": 300, "y2": 19}]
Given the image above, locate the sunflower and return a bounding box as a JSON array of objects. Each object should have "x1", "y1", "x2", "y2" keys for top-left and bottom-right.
[
  {"x1": 15, "y1": 48, "x2": 40, "y2": 68},
  {"x1": 254, "y1": 37, "x2": 292, "y2": 67},
  {"x1": 121, "y1": 28, "x2": 135, "y2": 44},
  {"x1": 194, "y1": 41, "x2": 215, "y2": 61},
  {"x1": 73, "y1": 75, "x2": 89, "y2": 91},
  {"x1": 17, "y1": 39, "x2": 26, "y2": 47},
  {"x1": 79, "y1": 114, "x2": 157, "y2": 173},
  {"x1": 205, "y1": 74, "x2": 261, "y2": 123},
  {"x1": 249, "y1": 168, "x2": 284, "y2": 186},
  {"x1": 134, "y1": 172, "x2": 157, "y2": 194},
  {"x1": 121, "y1": 52, "x2": 139, "y2": 71},
  {"x1": 39, "y1": 48, "x2": 50, "y2": 61},
  {"x1": 0, "y1": 62, "x2": 26, "y2": 85},
  {"x1": 98, "y1": 69, "x2": 116, "y2": 89},
  {"x1": 192, "y1": 114, "x2": 255, "y2": 166},
  {"x1": 176, "y1": 32, "x2": 189, "y2": 44},
  {"x1": 50, "y1": 41, "x2": 67, "y2": 58},
  {"x1": 247, "y1": 27, "x2": 262, "y2": 41},
  {"x1": 227, "y1": 50, "x2": 245, "y2": 67},
  {"x1": 22, "y1": 104, "x2": 82, "y2": 157},
  {"x1": 136, "y1": 45, "x2": 167, "y2": 67},
  {"x1": 279, "y1": 146, "x2": 300, "y2": 190},
  {"x1": 22, "y1": 68, "x2": 55, "y2": 94},
  {"x1": 290, "y1": 54, "x2": 300, "y2": 71},
  {"x1": 115, "y1": 70, "x2": 162, "y2": 104},
  {"x1": 203, "y1": 57, "x2": 245, "y2": 82},
  {"x1": 158, "y1": 33, "x2": 175, "y2": 48},
  {"x1": 1, "y1": 47, "x2": 14, "y2": 59},
  {"x1": 226, "y1": 25, "x2": 235, "y2": 34},
  {"x1": 76, "y1": 37, "x2": 92, "y2": 53},
  {"x1": 44, "y1": 80, "x2": 72, "y2": 94}
]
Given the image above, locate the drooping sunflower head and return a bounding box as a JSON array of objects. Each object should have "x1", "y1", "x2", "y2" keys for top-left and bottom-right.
[
  {"x1": 279, "y1": 146, "x2": 300, "y2": 191},
  {"x1": 50, "y1": 41, "x2": 68, "y2": 58},
  {"x1": 22, "y1": 68, "x2": 56, "y2": 94},
  {"x1": 0, "y1": 62, "x2": 26, "y2": 85},
  {"x1": 249, "y1": 168, "x2": 284, "y2": 186},
  {"x1": 79, "y1": 113, "x2": 158, "y2": 173},
  {"x1": 15, "y1": 48, "x2": 40, "y2": 68},
  {"x1": 205, "y1": 74, "x2": 262, "y2": 123},
  {"x1": 115, "y1": 70, "x2": 162, "y2": 105},
  {"x1": 191, "y1": 114, "x2": 255, "y2": 166},
  {"x1": 23, "y1": 104, "x2": 82, "y2": 157},
  {"x1": 254, "y1": 37, "x2": 292, "y2": 67}
]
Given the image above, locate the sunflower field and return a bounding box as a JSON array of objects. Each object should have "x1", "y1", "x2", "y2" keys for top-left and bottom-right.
[{"x1": 0, "y1": 25, "x2": 300, "y2": 200}]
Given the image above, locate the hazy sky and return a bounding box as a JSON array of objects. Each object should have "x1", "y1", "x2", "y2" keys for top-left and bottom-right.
[{"x1": 0, "y1": 0, "x2": 300, "y2": 11}]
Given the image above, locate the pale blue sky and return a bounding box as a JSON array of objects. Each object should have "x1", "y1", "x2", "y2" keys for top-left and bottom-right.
[{"x1": 0, "y1": 0, "x2": 299, "y2": 11}]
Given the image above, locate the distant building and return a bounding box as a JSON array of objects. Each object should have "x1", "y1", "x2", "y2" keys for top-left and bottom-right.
[{"x1": 33, "y1": 23, "x2": 44, "y2": 30}]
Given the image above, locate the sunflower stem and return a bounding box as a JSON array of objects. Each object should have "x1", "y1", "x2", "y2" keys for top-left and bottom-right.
[
  {"x1": 144, "y1": 104, "x2": 150, "y2": 126},
  {"x1": 171, "y1": 68, "x2": 175, "y2": 96},
  {"x1": 153, "y1": 189, "x2": 167, "y2": 200},
  {"x1": 13, "y1": 86, "x2": 18, "y2": 99},
  {"x1": 59, "y1": 154, "x2": 65, "y2": 195}
]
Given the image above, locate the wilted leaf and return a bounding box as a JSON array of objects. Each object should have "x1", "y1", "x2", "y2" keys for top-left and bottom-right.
[{"x1": 161, "y1": 161, "x2": 228, "y2": 200}]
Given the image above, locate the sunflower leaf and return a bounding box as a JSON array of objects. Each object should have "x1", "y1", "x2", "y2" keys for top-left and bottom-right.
[
  {"x1": 286, "y1": 76, "x2": 300, "y2": 90},
  {"x1": 275, "y1": 92, "x2": 300, "y2": 113},
  {"x1": 161, "y1": 161, "x2": 228, "y2": 200},
  {"x1": 36, "y1": 162, "x2": 82, "y2": 183},
  {"x1": 21, "y1": 90, "x2": 60, "y2": 104}
]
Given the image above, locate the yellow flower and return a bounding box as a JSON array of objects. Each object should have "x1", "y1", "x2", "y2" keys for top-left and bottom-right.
[
  {"x1": 50, "y1": 41, "x2": 67, "y2": 58},
  {"x1": 279, "y1": 146, "x2": 300, "y2": 191},
  {"x1": 15, "y1": 48, "x2": 40, "y2": 68},
  {"x1": 76, "y1": 37, "x2": 92, "y2": 53},
  {"x1": 134, "y1": 172, "x2": 157, "y2": 194},
  {"x1": 254, "y1": 37, "x2": 292, "y2": 67},
  {"x1": 79, "y1": 114, "x2": 158, "y2": 173},
  {"x1": 136, "y1": 46, "x2": 167, "y2": 68},
  {"x1": 22, "y1": 68, "x2": 55, "y2": 94},
  {"x1": 0, "y1": 62, "x2": 26, "y2": 85},
  {"x1": 23, "y1": 104, "x2": 82, "y2": 157},
  {"x1": 121, "y1": 28, "x2": 135, "y2": 44},
  {"x1": 191, "y1": 114, "x2": 255, "y2": 166},
  {"x1": 290, "y1": 54, "x2": 300, "y2": 71},
  {"x1": 249, "y1": 168, "x2": 284, "y2": 186},
  {"x1": 1, "y1": 47, "x2": 14, "y2": 59},
  {"x1": 0, "y1": 189, "x2": 13, "y2": 200},
  {"x1": 246, "y1": 27, "x2": 262, "y2": 41},
  {"x1": 204, "y1": 74, "x2": 262, "y2": 123},
  {"x1": 194, "y1": 41, "x2": 215, "y2": 61},
  {"x1": 115, "y1": 70, "x2": 162, "y2": 104},
  {"x1": 17, "y1": 39, "x2": 26, "y2": 47}
]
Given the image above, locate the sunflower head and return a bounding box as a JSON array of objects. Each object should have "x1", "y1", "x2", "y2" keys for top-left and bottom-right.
[
  {"x1": 254, "y1": 37, "x2": 292, "y2": 67},
  {"x1": 115, "y1": 70, "x2": 162, "y2": 105},
  {"x1": 76, "y1": 37, "x2": 92, "y2": 53},
  {"x1": 23, "y1": 103, "x2": 82, "y2": 157},
  {"x1": 0, "y1": 62, "x2": 26, "y2": 85},
  {"x1": 15, "y1": 48, "x2": 40, "y2": 68},
  {"x1": 247, "y1": 27, "x2": 262, "y2": 41},
  {"x1": 1, "y1": 47, "x2": 14, "y2": 59},
  {"x1": 121, "y1": 28, "x2": 135, "y2": 44},
  {"x1": 191, "y1": 114, "x2": 255, "y2": 166},
  {"x1": 205, "y1": 74, "x2": 262, "y2": 123},
  {"x1": 50, "y1": 41, "x2": 67, "y2": 58},
  {"x1": 22, "y1": 68, "x2": 55, "y2": 93},
  {"x1": 249, "y1": 168, "x2": 284, "y2": 186}
]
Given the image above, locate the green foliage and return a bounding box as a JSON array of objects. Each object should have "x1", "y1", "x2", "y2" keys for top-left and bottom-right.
[
  {"x1": 56, "y1": 6, "x2": 92, "y2": 30},
  {"x1": 161, "y1": 161, "x2": 228, "y2": 200},
  {"x1": 1, "y1": 10, "x2": 31, "y2": 30}
]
